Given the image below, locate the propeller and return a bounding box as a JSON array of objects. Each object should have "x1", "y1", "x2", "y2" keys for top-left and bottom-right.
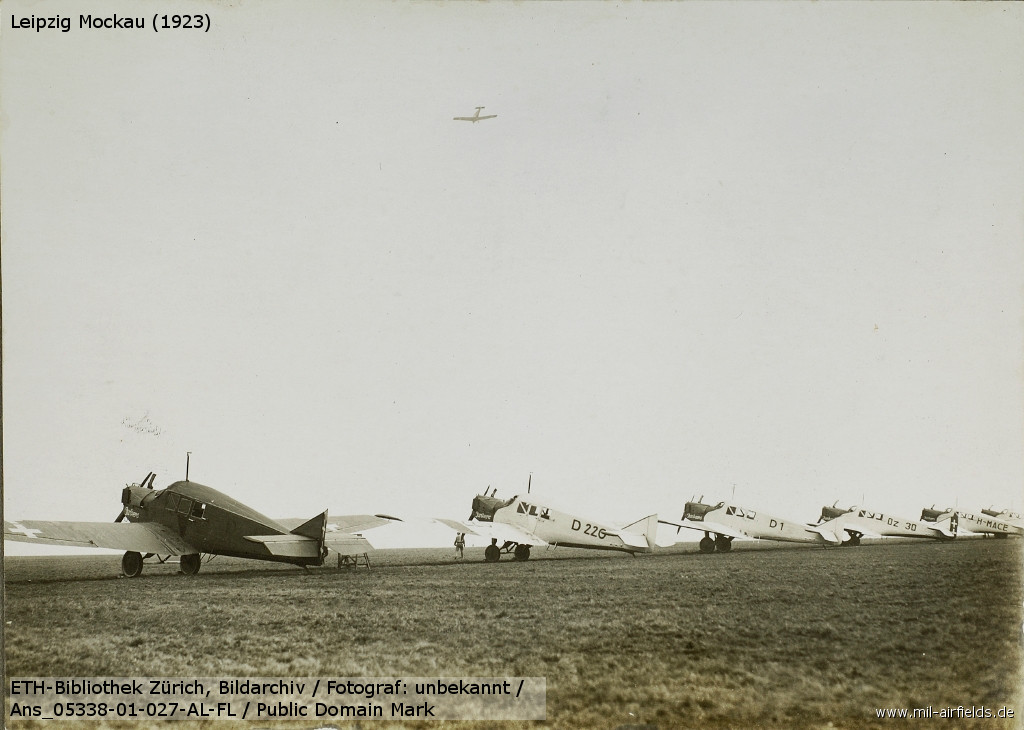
[{"x1": 114, "y1": 507, "x2": 127, "y2": 523}]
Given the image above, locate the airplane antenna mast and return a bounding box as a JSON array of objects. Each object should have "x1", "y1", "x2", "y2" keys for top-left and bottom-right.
[
  {"x1": 186, "y1": 452, "x2": 191, "y2": 482},
  {"x1": 528, "y1": 473, "x2": 532, "y2": 494}
]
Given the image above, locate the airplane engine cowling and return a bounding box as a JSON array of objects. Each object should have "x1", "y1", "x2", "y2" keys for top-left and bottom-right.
[{"x1": 471, "y1": 495, "x2": 510, "y2": 522}]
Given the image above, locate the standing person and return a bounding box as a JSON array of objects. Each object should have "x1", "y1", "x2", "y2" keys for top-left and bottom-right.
[{"x1": 454, "y1": 532, "x2": 466, "y2": 560}]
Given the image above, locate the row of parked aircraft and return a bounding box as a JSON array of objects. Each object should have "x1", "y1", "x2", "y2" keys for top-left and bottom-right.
[{"x1": 4, "y1": 471, "x2": 1020, "y2": 577}]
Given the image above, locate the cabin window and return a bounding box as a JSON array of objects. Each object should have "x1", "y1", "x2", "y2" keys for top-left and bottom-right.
[
  {"x1": 177, "y1": 497, "x2": 193, "y2": 515},
  {"x1": 165, "y1": 493, "x2": 180, "y2": 512},
  {"x1": 190, "y1": 502, "x2": 207, "y2": 520}
]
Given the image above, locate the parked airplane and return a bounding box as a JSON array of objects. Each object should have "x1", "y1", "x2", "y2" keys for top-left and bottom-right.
[
  {"x1": 453, "y1": 106, "x2": 497, "y2": 122},
  {"x1": 817, "y1": 504, "x2": 957, "y2": 545},
  {"x1": 661, "y1": 498, "x2": 849, "y2": 553},
  {"x1": 436, "y1": 484, "x2": 657, "y2": 562},
  {"x1": 921, "y1": 507, "x2": 1023, "y2": 538},
  {"x1": 3, "y1": 472, "x2": 396, "y2": 577},
  {"x1": 981, "y1": 507, "x2": 1024, "y2": 527}
]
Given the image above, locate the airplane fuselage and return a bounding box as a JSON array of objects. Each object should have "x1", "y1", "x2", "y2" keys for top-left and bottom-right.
[
  {"x1": 494, "y1": 496, "x2": 650, "y2": 553},
  {"x1": 926, "y1": 509, "x2": 1022, "y2": 537},
  {"x1": 692, "y1": 502, "x2": 833, "y2": 544},
  {"x1": 123, "y1": 480, "x2": 321, "y2": 565},
  {"x1": 831, "y1": 507, "x2": 950, "y2": 540}
]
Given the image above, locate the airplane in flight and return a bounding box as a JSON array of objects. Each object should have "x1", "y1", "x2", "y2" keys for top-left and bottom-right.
[
  {"x1": 920, "y1": 506, "x2": 1023, "y2": 538},
  {"x1": 660, "y1": 497, "x2": 850, "y2": 553},
  {"x1": 435, "y1": 481, "x2": 657, "y2": 562},
  {"x1": 816, "y1": 503, "x2": 957, "y2": 545},
  {"x1": 453, "y1": 106, "x2": 497, "y2": 123},
  {"x1": 3, "y1": 472, "x2": 396, "y2": 577}
]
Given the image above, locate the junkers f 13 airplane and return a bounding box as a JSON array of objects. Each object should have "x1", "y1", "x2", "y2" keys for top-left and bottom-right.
[
  {"x1": 436, "y1": 480, "x2": 657, "y2": 562},
  {"x1": 920, "y1": 506, "x2": 1023, "y2": 538},
  {"x1": 817, "y1": 503, "x2": 957, "y2": 545},
  {"x1": 661, "y1": 497, "x2": 852, "y2": 553},
  {"x1": 3, "y1": 472, "x2": 395, "y2": 577}
]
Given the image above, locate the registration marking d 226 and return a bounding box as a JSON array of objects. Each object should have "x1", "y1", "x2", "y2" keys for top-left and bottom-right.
[{"x1": 570, "y1": 520, "x2": 607, "y2": 540}]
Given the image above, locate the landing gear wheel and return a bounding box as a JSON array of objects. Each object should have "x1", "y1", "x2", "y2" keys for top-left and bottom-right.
[
  {"x1": 179, "y1": 553, "x2": 202, "y2": 575},
  {"x1": 484, "y1": 545, "x2": 501, "y2": 562},
  {"x1": 513, "y1": 544, "x2": 531, "y2": 561},
  {"x1": 715, "y1": 536, "x2": 733, "y2": 552},
  {"x1": 121, "y1": 551, "x2": 144, "y2": 578},
  {"x1": 698, "y1": 536, "x2": 715, "y2": 554}
]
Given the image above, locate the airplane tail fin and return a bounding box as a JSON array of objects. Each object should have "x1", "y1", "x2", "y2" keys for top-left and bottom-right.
[
  {"x1": 806, "y1": 523, "x2": 844, "y2": 545},
  {"x1": 931, "y1": 513, "x2": 958, "y2": 539},
  {"x1": 244, "y1": 511, "x2": 328, "y2": 562},
  {"x1": 290, "y1": 510, "x2": 328, "y2": 541},
  {"x1": 619, "y1": 514, "x2": 658, "y2": 551}
]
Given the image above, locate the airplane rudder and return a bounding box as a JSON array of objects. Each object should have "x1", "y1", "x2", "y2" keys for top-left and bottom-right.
[
  {"x1": 627, "y1": 513, "x2": 658, "y2": 549},
  {"x1": 645, "y1": 513, "x2": 658, "y2": 548}
]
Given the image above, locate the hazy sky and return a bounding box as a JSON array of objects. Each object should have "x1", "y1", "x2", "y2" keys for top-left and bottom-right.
[{"x1": 3, "y1": 1, "x2": 1022, "y2": 551}]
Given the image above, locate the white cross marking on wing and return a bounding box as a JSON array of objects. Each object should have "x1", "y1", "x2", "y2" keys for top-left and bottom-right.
[{"x1": 8, "y1": 522, "x2": 43, "y2": 538}]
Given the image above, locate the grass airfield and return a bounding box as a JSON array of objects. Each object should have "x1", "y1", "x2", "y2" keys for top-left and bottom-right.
[{"x1": 4, "y1": 538, "x2": 1022, "y2": 729}]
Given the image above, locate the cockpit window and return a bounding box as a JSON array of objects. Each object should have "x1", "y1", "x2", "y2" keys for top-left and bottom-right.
[
  {"x1": 177, "y1": 497, "x2": 193, "y2": 515},
  {"x1": 190, "y1": 502, "x2": 207, "y2": 519},
  {"x1": 714, "y1": 502, "x2": 725, "y2": 509},
  {"x1": 166, "y1": 493, "x2": 181, "y2": 512}
]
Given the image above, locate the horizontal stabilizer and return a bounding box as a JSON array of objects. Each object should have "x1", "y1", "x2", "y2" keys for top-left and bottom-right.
[
  {"x1": 242, "y1": 533, "x2": 321, "y2": 558},
  {"x1": 929, "y1": 515, "x2": 957, "y2": 539}
]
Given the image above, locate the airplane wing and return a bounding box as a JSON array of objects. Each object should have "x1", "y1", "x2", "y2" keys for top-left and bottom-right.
[
  {"x1": 4, "y1": 519, "x2": 197, "y2": 555},
  {"x1": 277, "y1": 514, "x2": 396, "y2": 534},
  {"x1": 659, "y1": 518, "x2": 751, "y2": 542},
  {"x1": 434, "y1": 519, "x2": 547, "y2": 547},
  {"x1": 323, "y1": 534, "x2": 374, "y2": 555}
]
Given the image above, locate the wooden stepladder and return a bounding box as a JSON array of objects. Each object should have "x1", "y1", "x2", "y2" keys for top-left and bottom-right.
[{"x1": 337, "y1": 552, "x2": 371, "y2": 570}]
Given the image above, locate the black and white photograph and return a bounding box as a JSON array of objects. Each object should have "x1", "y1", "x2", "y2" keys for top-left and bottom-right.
[{"x1": 3, "y1": 2, "x2": 1022, "y2": 727}]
